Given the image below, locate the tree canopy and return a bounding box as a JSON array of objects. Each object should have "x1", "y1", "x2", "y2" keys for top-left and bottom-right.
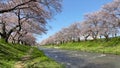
[{"x1": 0, "y1": 0, "x2": 62, "y2": 45}]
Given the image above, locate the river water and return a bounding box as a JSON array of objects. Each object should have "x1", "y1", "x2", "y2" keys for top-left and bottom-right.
[{"x1": 39, "y1": 47, "x2": 120, "y2": 68}]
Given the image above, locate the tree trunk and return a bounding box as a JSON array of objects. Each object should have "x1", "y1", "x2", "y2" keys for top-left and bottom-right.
[
  {"x1": 1, "y1": 35, "x2": 8, "y2": 42},
  {"x1": 78, "y1": 37, "x2": 80, "y2": 42},
  {"x1": 104, "y1": 35, "x2": 109, "y2": 41}
]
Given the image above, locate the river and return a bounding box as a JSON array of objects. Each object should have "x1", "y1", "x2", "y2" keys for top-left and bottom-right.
[{"x1": 39, "y1": 47, "x2": 120, "y2": 68}]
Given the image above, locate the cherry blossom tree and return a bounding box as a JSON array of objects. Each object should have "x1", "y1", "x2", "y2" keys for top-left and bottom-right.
[
  {"x1": 0, "y1": 0, "x2": 62, "y2": 44},
  {"x1": 84, "y1": 11, "x2": 101, "y2": 40},
  {"x1": 102, "y1": 0, "x2": 120, "y2": 27},
  {"x1": 20, "y1": 33, "x2": 36, "y2": 46},
  {"x1": 40, "y1": 0, "x2": 120, "y2": 45},
  {"x1": 0, "y1": 0, "x2": 62, "y2": 14}
]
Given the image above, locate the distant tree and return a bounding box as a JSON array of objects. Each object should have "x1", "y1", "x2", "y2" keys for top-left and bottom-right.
[
  {"x1": 98, "y1": 10, "x2": 119, "y2": 40},
  {"x1": 67, "y1": 22, "x2": 81, "y2": 42},
  {"x1": 80, "y1": 21, "x2": 91, "y2": 41},
  {"x1": 102, "y1": 0, "x2": 120, "y2": 27},
  {"x1": 84, "y1": 10, "x2": 119, "y2": 40},
  {"x1": 84, "y1": 12, "x2": 101, "y2": 40}
]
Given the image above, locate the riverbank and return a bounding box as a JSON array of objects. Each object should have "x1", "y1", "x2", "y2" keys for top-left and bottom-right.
[
  {"x1": 0, "y1": 39, "x2": 63, "y2": 68},
  {"x1": 43, "y1": 37, "x2": 120, "y2": 55}
]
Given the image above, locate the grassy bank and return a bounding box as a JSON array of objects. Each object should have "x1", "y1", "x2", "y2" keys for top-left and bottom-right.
[
  {"x1": 44, "y1": 37, "x2": 120, "y2": 55},
  {"x1": 0, "y1": 39, "x2": 63, "y2": 68}
]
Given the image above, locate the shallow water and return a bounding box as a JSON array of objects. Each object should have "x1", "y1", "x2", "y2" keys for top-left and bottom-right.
[{"x1": 39, "y1": 47, "x2": 120, "y2": 68}]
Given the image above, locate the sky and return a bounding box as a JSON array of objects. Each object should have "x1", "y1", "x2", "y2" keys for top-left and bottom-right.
[{"x1": 36, "y1": 0, "x2": 112, "y2": 43}]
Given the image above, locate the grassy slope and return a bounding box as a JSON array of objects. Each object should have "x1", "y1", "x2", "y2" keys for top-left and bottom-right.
[
  {"x1": 46, "y1": 37, "x2": 120, "y2": 55},
  {"x1": 0, "y1": 39, "x2": 63, "y2": 68}
]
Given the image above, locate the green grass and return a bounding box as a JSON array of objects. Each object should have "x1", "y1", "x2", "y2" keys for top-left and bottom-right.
[
  {"x1": 0, "y1": 39, "x2": 63, "y2": 68},
  {"x1": 44, "y1": 37, "x2": 120, "y2": 55}
]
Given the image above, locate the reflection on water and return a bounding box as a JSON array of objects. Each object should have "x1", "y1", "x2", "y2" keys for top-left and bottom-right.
[{"x1": 39, "y1": 47, "x2": 120, "y2": 68}]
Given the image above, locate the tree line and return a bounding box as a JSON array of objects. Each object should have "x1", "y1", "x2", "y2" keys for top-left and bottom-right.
[
  {"x1": 40, "y1": 0, "x2": 120, "y2": 45},
  {"x1": 0, "y1": 0, "x2": 62, "y2": 45}
]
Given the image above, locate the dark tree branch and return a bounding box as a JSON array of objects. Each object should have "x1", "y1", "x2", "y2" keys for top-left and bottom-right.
[{"x1": 0, "y1": 0, "x2": 33, "y2": 13}]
